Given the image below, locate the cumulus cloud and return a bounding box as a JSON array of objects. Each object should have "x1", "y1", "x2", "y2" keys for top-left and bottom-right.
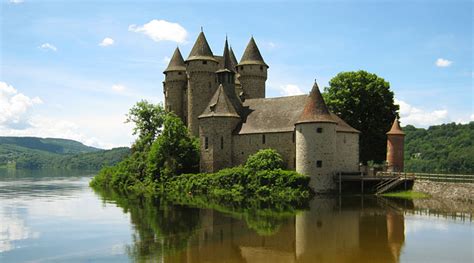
[
  {"x1": 99, "y1": 37, "x2": 114, "y2": 47},
  {"x1": 39, "y1": 43, "x2": 57, "y2": 51},
  {"x1": 277, "y1": 84, "x2": 304, "y2": 96},
  {"x1": 395, "y1": 98, "x2": 450, "y2": 127},
  {"x1": 128, "y1": 19, "x2": 187, "y2": 43},
  {"x1": 435, "y1": 58, "x2": 452, "y2": 67},
  {"x1": 9, "y1": 0, "x2": 24, "y2": 4},
  {"x1": 0, "y1": 81, "x2": 43, "y2": 129}
]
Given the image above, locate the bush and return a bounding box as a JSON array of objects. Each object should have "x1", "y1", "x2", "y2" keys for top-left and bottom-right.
[{"x1": 245, "y1": 148, "x2": 285, "y2": 171}]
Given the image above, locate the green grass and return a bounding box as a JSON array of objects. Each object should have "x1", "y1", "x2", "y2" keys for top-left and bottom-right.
[{"x1": 382, "y1": 190, "x2": 431, "y2": 199}]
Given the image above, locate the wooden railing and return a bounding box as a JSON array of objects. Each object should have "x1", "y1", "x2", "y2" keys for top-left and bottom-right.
[{"x1": 377, "y1": 171, "x2": 474, "y2": 183}]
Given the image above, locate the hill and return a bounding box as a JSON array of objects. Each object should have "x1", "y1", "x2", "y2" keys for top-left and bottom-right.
[
  {"x1": 404, "y1": 122, "x2": 473, "y2": 174},
  {"x1": 0, "y1": 137, "x2": 129, "y2": 170}
]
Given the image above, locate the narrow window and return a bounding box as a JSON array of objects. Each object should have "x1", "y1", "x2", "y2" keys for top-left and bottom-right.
[
  {"x1": 203, "y1": 61, "x2": 207, "y2": 65},
  {"x1": 240, "y1": 66, "x2": 244, "y2": 71},
  {"x1": 317, "y1": 127, "x2": 323, "y2": 133},
  {"x1": 220, "y1": 136, "x2": 224, "y2": 149},
  {"x1": 208, "y1": 82, "x2": 212, "y2": 90},
  {"x1": 343, "y1": 135, "x2": 346, "y2": 143},
  {"x1": 178, "y1": 72, "x2": 182, "y2": 75},
  {"x1": 316, "y1": 160, "x2": 322, "y2": 168},
  {"x1": 293, "y1": 158, "x2": 296, "y2": 168},
  {"x1": 260, "y1": 66, "x2": 263, "y2": 71},
  {"x1": 292, "y1": 131, "x2": 295, "y2": 143},
  {"x1": 204, "y1": 137, "x2": 209, "y2": 150},
  {"x1": 262, "y1": 134, "x2": 266, "y2": 144}
]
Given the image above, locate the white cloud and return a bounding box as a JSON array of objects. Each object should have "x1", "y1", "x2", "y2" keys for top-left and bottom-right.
[
  {"x1": 111, "y1": 84, "x2": 126, "y2": 94},
  {"x1": 277, "y1": 84, "x2": 304, "y2": 96},
  {"x1": 0, "y1": 81, "x2": 43, "y2": 129},
  {"x1": 435, "y1": 58, "x2": 452, "y2": 67},
  {"x1": 128, "y1": 19, "x2": 187, "y2": 43},
  {"x1": 99, "y1": 37, "x2": 114, "y2": 47},
  {"x1": 395, "y1": 98, "x2": 450, "y2": 127},
  {"x1": 9, "y1": 0, "x2": 24, "y2": 4},
  {"x1": 39, "y1": 43, "x2": 57, "y2": 51}
]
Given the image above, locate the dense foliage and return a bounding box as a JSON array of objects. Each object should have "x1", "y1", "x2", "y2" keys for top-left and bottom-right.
[
  {"x1": 404, "y1": 122, "x2": 474, "y2": 174},
  {"x1": 0, "y1": 137, "x2": 129, "y2": 170},
  {"x1": 323, "y1": 70, "x2": 399, "y2": 164}
]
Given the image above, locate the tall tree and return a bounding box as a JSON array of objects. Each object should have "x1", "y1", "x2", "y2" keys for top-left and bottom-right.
[{"x1": 323, "y1": 70, "x2": 399, "y2": 164}]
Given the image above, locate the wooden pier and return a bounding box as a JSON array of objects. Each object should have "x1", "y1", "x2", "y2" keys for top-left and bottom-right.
[{"x1": 334, "y1": 172, "x2": 415, "y2": 195}]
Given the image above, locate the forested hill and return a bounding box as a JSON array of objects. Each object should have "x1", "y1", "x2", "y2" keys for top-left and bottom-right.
[
  {"x1": 0, "y1": 136, "x2": 129, "y2": 170},
  {"x1": 404, "y1": 122, "x2": 473, "y2": 174}
]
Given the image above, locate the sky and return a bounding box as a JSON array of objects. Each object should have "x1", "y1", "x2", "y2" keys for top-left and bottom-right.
[{"x1": 0, "y1": 0, "x2": 472, "y2": 149}]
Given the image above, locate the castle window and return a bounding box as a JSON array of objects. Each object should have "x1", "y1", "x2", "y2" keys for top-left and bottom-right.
[
  {"x1": 316, "y1": 160, "x2": 322, "y2": 168},
  {"x1": 260, "y1": 66, "x2": 263, "y2": 71},
  {"x1": 178, "y1": 72, "x2": 182, "y2": 75},
  {"x1": 204, "y1": 137, "x2": 209, "y2": 150},
  {"x1": 262, "y1": 134, "x2": 266, "y2": 144},
  {"x1": 203, "y1": 61, "x2": 207, "y2": 65},
  {"x1": 292, "y1": 131, "x2": 295, "y2": 143},
  {"x1": 220, "y1": 136, "x2": 224, "y2": 149},
  {"x1": 293, "y1": 158, "x2": 296, "y2": 168},
  {"x1": 343, "y1": 135, "x2": 346, "y2": 143},
  {"x1": 240, "y1": 66, "x2": 244, "y2": 71},
  {"x1": 208, "y1": 82, "x2": 212, "y2": 90},
  {"x1": 317, "y1": 127, "x2": 323, "y2": 133}
]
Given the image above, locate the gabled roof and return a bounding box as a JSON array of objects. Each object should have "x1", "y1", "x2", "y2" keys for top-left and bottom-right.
[
  {"x1": 186, "y1": 31, "x2": 217, "y2": 62},
  {"x1": 164, "y1": 47, "x2": 186, "y2": 73},
  {"x1": 238, "y1": 37, "x2": 268, "y2": 67},
  {"x1": 296, "y1": 81, "x2": 336, "y2": 124},
  {"x1": 236, "y1": 95, "x2": 359, "y2": 134},
  {"x1": 216, "y1": 38, "x2": 235, "y2": 73},
  {"x1": 199, "y1": 84, "x2": 240, "y2": 119},
  {"x1": 387, "y1": 117, "x2": 405, "y2": 135}
]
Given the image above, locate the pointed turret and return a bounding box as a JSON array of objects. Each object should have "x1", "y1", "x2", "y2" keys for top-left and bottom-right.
[
  {"x1": 296, "y1": 81, "x2": 336, "y2": 124},
  {"x1": 238, "y1": 37, "x2": 268, "y2": 66},
  {"x1": 164, "y1": 47, "x2": 186, "y2": 73},
  {"x1": 199, "y1": 84, "x2": 239, "y2": 119},
  {"x1": 229, "y1": 46, "x2": 238, "y2": 69},
  {"x1": 217, "y1": 37, "x2": 235, "y2": 73},
  {"x1": 387, "y1": 117, "x2": 405, "y2": 135},
  {"x1": 186, "y1": 31, "x2": 217, "y2": 62}
]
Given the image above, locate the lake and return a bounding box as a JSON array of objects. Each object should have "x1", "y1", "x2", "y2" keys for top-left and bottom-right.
[{"x1": 0, "y1": 170, "x2": 472, "y2": 263}]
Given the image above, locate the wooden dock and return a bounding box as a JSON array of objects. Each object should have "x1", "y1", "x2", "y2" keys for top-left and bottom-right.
[{"x1": 334, "y1": 172, "x2": 415, "y2": 195}]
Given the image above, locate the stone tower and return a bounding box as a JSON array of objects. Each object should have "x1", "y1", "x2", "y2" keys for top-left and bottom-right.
[
  {"x1": 295, "y1": 81, "x2": 337, "y2": 192},
  {"x1": 236, "y1": 37, "x2": 268, "y2": 99},
  {"x1": 216, "y1": 38, "x2": 242, "y2": 113},
  {"x1": 198, "y1": 84, "x2": 240, "y2": 173},
  {"x1": 185, "y1": 31, "x2": 219, "y2": 136},
  {"x1": 229, "y1": 46, "x2": 242, "y2": 97},
  {"x1": 386, "y1": 117, "x2": 405, "y2": 172},
  {"x1": 163, "y1": 47, "x2": 187, "y2": 123}
]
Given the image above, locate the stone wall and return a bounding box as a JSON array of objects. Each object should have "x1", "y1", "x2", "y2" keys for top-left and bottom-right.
[
  {"x1": 413, "y1": 180, "x2": 474, "y2": 203},
  {"x1": 236, "y1": 64, "x2": 267, "y2": 99},
  {"x1": 232, "y1": 131, "x2": 296, "y2": 169},
  {"x1": 164, "y1": 71, "x2": 187, "y2": 123},
  {"x1": 336, "y1": 132, "x2": 359, "y2": 172}
]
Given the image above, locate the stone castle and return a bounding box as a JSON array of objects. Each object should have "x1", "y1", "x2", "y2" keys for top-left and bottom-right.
[{"x1": 163, "y1": 31, "x2": 361, "y2": 192}]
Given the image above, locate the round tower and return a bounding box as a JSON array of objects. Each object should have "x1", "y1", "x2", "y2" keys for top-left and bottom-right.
[
  {"x1": 163, "y1": 47, "x2": 187, "y2": 123},
  {"x1": 386, "y1": 117, "x2": 405, "y2": 172},
  {"x1": 295, "y1": 81, "x2": 337, "y2": 193},
  {"x1": 236, "y1": 37, "x2": 268, "y2": 99},
  {"x1": 198, "y1": 85, "x2": 240, "y2": 173},
  {"x1": 185, "y1": 31, "x2": 219, "y2": 136}
]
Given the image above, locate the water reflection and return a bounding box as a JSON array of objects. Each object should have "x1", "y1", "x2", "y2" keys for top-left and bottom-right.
[{"x1": 96, "y1": 189, "x2": 414, "y2": 263}]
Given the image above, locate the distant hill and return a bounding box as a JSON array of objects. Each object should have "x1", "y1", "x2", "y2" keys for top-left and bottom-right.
[
  {"x1": 0, "y1": 136, "x2": 129, "y2": 170},
  {"x1": 404, "y1": 122, "x2": 473, "y2": 174}
]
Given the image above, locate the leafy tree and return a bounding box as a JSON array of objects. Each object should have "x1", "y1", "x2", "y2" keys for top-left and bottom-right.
[
  {"x1": 323, "y1": 70, "x2": 399, "y2": 164},
  {"x1": 126, "y1": 100, "x2": 166, "y2": 152},
  {"x1": 245, "y1": 149, "x2": 285, "y2": 171},
  {"x1": 146, "y1": 113, "x2": 200, "y2": 181}
]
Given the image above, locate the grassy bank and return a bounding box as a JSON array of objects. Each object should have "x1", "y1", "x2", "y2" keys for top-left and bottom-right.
[{"x1": 382, "y1": 190, "x2": 431, "y2": 199}]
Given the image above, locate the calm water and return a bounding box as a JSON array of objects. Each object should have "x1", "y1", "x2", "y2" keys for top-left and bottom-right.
[{"x1": 0, "y1": 170, "x2": 472, "y2": 263}]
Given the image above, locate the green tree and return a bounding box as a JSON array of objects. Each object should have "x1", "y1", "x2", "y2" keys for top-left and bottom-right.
[
  {"x1": 323, "y1": 70, "x2": 399, "y2": 164},
  {"x1": 146, "y1": 113, "x2": 200, "y2": 181},
  {"x1": 245, "y1": 148, "x2": 285, "y2": 171}
]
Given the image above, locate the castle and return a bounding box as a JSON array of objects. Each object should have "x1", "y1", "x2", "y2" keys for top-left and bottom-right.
[{"x1": 163, "y1": 31, "x2": 361, "y2": 192}]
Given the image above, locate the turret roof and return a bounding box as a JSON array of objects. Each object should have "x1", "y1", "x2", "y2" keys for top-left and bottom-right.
[
  {"x1": 238, "y1": 37, "x2": 268, "y2": 67},
  {"x1": 387, "y1": 117, "x2": 405, "y2": 135},
  {"x1": 229, "y1": 46, "x2": 238, "y2": 69},
  {"x1": 186, "y1": 31, "x2": 217, "y2": 62},
  {"x1": 296, "y1": 81, "x2": 336, "y2": 124},
  {"x1": 216, "y1": 38, "x2": 235, "y2": 73},
  {"x1": 199, "y1": 84, "x2": 240, "y2": 119},
  {"x1": 164, "y1": 47, "x2": 186, "y2": 73}
]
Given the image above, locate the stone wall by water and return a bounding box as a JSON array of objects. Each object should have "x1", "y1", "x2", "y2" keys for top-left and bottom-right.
[{"x1": 413, "y1": 180, "x2": 474, "y2": 206}]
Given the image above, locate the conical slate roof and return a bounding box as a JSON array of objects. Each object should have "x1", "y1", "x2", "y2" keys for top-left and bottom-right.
[
  {"x1": 164, "y1": 47, "x2": 186, "y2": 73},
  {"x1": 296, "y1": 81, "x2": 336, "y2": 124},
  {"x1": 186, "y1": 31, "x2": 217, "y2": 62},
  {"x1": 229, "y1": 46, "x2": 238, "y2": 69},
  {"x1": 238, "y1": 37, "x2": 268, "y2": 67},
  {"x1": 199, "y1": 84, "x2": 240, "y2": 119},
  {"x1": 387, "y1": 117, "x2": 405, "y2": 135},
  {"x1": 217, "y1": 38, "x2": 235, "y2": 73}
]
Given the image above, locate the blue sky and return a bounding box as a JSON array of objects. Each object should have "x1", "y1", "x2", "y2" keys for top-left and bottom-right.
[{"x1": 1, "y1": 0, "x2": 472, "y2": 148}]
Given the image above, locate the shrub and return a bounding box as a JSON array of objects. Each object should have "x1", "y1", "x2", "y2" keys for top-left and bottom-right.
[{"x1": 245, "y1": 148, "x2": 285, "y2": 171}]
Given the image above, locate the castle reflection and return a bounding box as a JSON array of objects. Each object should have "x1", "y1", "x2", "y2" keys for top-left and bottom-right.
[{"x1": 104, "y1": 192, "x2": 409, "y2": 263}]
